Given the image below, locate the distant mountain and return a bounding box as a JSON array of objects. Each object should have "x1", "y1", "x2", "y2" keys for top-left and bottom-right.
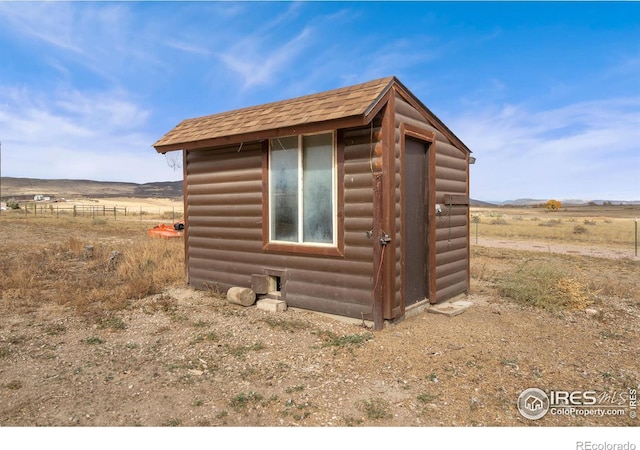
[
  {"x1": 497, "y1": 198, "x2": 543, "y2": 206},
  {"x1": 0, "y1": 177, "x2": 183, "y2": 200},
  {"x1": 485, "y1": 198, "x2": 640, "y2": 206},
  {"x1": 470, "y1": 199, "x2": 498, "y2": 207}
]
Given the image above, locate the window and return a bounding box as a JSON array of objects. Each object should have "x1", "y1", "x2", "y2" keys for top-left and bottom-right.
[{"x1": 269, "y1": 132, "x2": 336, "y2": 246}]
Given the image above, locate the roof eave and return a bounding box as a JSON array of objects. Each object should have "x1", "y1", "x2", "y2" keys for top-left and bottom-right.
[{"x1": 153, "y1": 112, "x2": 382, "y2": 153}]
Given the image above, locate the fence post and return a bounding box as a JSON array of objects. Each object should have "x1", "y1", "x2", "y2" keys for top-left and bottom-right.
[
  {"x1": 473, "y1": 215, "x2": 479, "y2": 244},
  {"x1": 635, "y1": 218, "x2": 638, "y2": 257},
  {"x1": 114, "y1": 207, "x2": 117, "y2": 221}
]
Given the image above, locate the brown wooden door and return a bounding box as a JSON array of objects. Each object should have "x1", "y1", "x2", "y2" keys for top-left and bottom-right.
[{"x1": 404, "y1": 137, "x2": 429, "y2": 306}]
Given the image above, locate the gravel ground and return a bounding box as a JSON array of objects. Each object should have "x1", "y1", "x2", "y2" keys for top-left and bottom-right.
[{"x1": 1, "y1": 281, "x2": 637, "y2": 427}]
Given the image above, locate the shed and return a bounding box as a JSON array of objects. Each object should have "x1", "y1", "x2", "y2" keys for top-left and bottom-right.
[{"x1": 153, "y1": 76, "x2": 471, "y2": 329}]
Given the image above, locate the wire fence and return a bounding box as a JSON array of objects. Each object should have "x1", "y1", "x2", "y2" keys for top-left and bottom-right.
[{"x1": 1, "y1": 203, "x2": 183, "y2": 222}]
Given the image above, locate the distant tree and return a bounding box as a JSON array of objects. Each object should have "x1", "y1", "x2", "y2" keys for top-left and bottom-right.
[{"x1": 546, "y1": 199, "x2": 561, "y2": 211}]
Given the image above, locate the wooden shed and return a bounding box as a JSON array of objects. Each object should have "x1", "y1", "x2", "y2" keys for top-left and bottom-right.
[{"x1": 153, "y1": 76, "x2": 471, "y2": 329}]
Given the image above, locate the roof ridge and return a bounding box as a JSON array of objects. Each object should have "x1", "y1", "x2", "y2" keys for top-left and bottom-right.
[{"x1": 181, "y1": 76, "x2": 396, "y2": 123}]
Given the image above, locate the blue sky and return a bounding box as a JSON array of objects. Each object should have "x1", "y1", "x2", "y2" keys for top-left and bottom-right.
[{"x1": 0, "y1": 1, "x2": 638, "y2": 201}]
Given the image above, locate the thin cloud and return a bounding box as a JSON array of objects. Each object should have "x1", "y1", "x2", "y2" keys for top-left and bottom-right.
[
  {"x1": 217, "y1": 27, "x2": 313, "y2": 90},
  {"x1": 0, "y1": 86, "x2": 175, "y2": 183},
  {"x1": 453, "y1": 97, "x2": 640, "y2": 200},
  {"x1": 0, "y1": 2, "x2": 166, "y2": 84},
  {"x1": 54, "y1": 89, "x2": 150, "y2": 130},
  {"x1": 211, "y1": 2, "x2": 314, "y2": 90},
  {"x1": 164, "y1": 40, "x2": 212, "y2": 57},
  {"x1": 0, "y1": 2, "x2": 83, "y2": 53}
]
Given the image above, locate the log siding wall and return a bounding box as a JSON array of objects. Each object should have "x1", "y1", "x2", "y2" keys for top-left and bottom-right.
[
  {"x1": 394, "y1": 93, "x2": 470, "y2": 306},
  {"x1": 184, "y1": 126, "x2": 381, "y2": 319}
]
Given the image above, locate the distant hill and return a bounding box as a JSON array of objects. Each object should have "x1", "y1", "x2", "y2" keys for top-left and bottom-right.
[
  {"x1": 3, "y1": 178, "x2": 636, "y2": 206},
  {"x1": 497, "y1": 198, "x2": 640, "y2": 206},
  {"x1": 470, "y1": 199, "x2": 498, "y2": 207},
  {"x1": 0, "y1": 177, "x2": 183, "y2": 200}
]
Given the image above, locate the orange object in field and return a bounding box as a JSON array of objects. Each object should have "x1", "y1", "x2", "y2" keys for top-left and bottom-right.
[{"x1": 148, "y1": 222, "x2": 184, "y2": 239}]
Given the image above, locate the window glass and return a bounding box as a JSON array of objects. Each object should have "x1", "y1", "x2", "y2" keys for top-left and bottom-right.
[
  {"x1": 269, "y1": 133, "x2": 335, "y2": 246},
  {"x1": 303, "y1": 134, "x2": 333, "y2": 243},
  {"x1": 270, "y1": 136, "x2": 298, "y2": 242}
]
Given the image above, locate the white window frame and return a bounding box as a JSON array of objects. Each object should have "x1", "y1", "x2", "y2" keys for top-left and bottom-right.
[{"x1": 268, "y1": 132, "x2": 337, "y2": 247}]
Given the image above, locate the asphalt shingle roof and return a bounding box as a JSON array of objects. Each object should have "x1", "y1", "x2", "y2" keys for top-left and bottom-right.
[{"x1": 153, "y1": 77, "x2": 396, "y2": 151}]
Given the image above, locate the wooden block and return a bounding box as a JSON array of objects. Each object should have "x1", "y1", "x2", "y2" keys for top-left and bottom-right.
[
  {"x1": 256, "y1": 298, "x2": 287, "y2": 312},
  {"x1": 227, "y1": 287, "x2": 256, "y2": 307}
]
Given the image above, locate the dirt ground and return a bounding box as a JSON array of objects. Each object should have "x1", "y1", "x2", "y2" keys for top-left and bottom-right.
[
  {"x1": 0, "y1": 220, "x2": 638, "y2": 428},
  {"x1": 476, "y1": 237, "x2": 639, "y2": 261}
]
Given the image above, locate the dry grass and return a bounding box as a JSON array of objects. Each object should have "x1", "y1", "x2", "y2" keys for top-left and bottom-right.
[
  {"x1": 1, "y1": 205, "x2": 637, "y2": 320},
  {"x1": 471, "y1": 205, "x2": 639, "y2": 311},
  {"x1": 472, "y1": 205, "x2": 639, "y2": 248},
  {"x1": 0, "y1": 216, "x2": 184, "y2": 316},
  {"x1": 495, "y1": 258, "x2": 594, "y2": 310},
  {"x1": 471, "y1": 246, "x2": 640, "y2": 311}
]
